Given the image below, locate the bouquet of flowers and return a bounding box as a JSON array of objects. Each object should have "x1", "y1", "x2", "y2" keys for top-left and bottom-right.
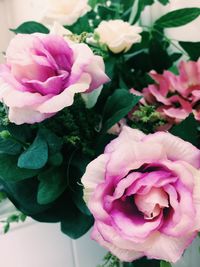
[{"x1": 1, "y1": 0, "x2": 200, "y2": 266}]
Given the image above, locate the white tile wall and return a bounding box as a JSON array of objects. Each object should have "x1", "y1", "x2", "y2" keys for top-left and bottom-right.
[{"x1": 0, "y1": 218, "x2": 106, "y2": 267}]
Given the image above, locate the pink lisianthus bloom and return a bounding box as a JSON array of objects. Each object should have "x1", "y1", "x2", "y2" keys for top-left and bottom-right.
[
  {"x1": 131, "y1": 59, "x2": 200, "y2": 125},
  {"x1": 82, "y1": 126, "x2": 200, "y2": 263},
  {"x1": 0, "y1": 33, "x2": 109, "y2": 125}
]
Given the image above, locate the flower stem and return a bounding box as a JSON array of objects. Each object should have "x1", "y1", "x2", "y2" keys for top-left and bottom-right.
[
  {"x1": 142, "y1": 25, "x2": 189, "y2": 58},
  {"x1": 129, "y1": 0, "x2": 139, "y2": 24}
]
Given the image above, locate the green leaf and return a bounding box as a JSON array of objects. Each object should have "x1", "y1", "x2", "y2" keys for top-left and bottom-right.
[
  {"x1": 40, "y1": 128, "x2": 63, "y2": 154},
  {"x1": 0, "y1": 191, "x2": 7, "y2": 202},
  {"x1": 158, "y1": 0, "x2": 169, "y2": 4},
  {"x1": 0, "y1": 177, "x2": 59, "y2": 219},
  {"x1": 61, "y1": 211, "x2": 93, "y2": 239},
  {"x1": 155, "y1": 8, "x2": 200, "y2": 28},
  {"x1": 179, "y1": 41, "x2": 200, "y2": 60},
  {"x1": 48, "y1": 153, "x2": 63, "y2": 167},
  {"x1": 98, "y1": 5, "x2": 117, "y2": 20},
  {"x1": 10, "y1": 21, "x2": 49, "y2": 34},
  {"x1": 7, "y1": 124, "x2": 32, "y2": 143},
  {"x1": 0, "y1": 137, "x2": 21, "y2": 155},
  {"x1": 71, "y1": 184, "x2": 91, "y2": 216},
  {"x1": 170, "y1": 114, "x2": 199, "y2": 146},
  {"x1": 66, "y1": 15, "x2": 91, "y2": 34},
  {"x1": 105, "y1": 56, "x2": 116, "y2": 78},
  {"x1": 19, "y1": 213, "x2": 27, "y2": 222},
  {"x1": 133, "y1": 257, "x2": 160, "y2": 267},
  {"x1": 102, "y1": 89, "x2": 141, "y2": 133},
  {"x1": 7, "y1": 214, "x2": 20, "y2": 223},
  {"x1": 18, "y1": 131, "x2": 48, "y2": 170},
  {"x1": 37, "y1": 167, "x2": 67, "y2": 205},
  {"x1": 4, "y1": 223, "x2": 10, "y2": 234},
  {"x1": 123, "y1": 0, "x2": 135, "y2": 11},
  {"x1": 133, "y1": 0, "x2": 154, "y2": 24},
  {"x1": 160, "y1": 261, "x2": 172, "y2": 267},
  {"x1": 69, "y1": 156, "x2": 91, "y2": 216},
  {"x1": 88, "y1": 0, "x2": 106, "y2": 8},
  {"x1": 0, "y1": 154, "x2": 39, "y2": 181},
  {"x1": 149, "y1": 38, "x2": 173, "y2": 72}
]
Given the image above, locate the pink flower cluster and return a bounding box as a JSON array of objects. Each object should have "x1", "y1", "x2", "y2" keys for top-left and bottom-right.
[
  {"x1": 82, "y1": 126, "x2": 200, "y2": 263},
  {"x1": 0, "y1": 33, "x2": 109, "y2": 125},
  {"x1": 132, "y1": 60, "x2": 200, "y2": 125}
]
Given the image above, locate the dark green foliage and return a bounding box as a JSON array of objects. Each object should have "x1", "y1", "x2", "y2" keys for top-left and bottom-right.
[
  {"x1": 0, "y1": 154, "x2": 40, "y2": 181},
  {"x1": 170, "y1": 114, "x2": 199, "y2": 147},
  {"x1": 61, "y1": 211, "x2": 93, "y2": 239},
  {"x1": 132, "y1": 0, "x2": 154, "y2": 24},
  {"x1": 66, "y1": 15, "x2": 92, "y2": 34},
  {"x1": 179, "y1": 41, "x2": 200, "y2": 60},
  {"x1": 131, "y1": 257, "x2": 160, "y2": 267},
  {"x1": 0, "y1": 135, "x2": 21, "y2": 155},
  {"x1": 97, "y1": 253, "x2": 121, "y2": 267},
  {"x1": 1, "y1": 0, "x2": 200, "y2": 247},
  {"x1": 160, "y1": 261, "x2": 172, "y2": 267},
  {"x1": 2, "y1": 213, "x2": 27, "y2": 234},
  {"x1": 10, "y1": 21, "x2": 49, "y2": 34},
  {"x1": 129, "y1": 105, "x2": 166, "y2": 133},
  {"x1": 37, "y1": 167, "x2": 68, "y2": 205},
  {"x1": 158, "y1": 0, "x2": 169, "y2": 4},
  {"x1": 18, "y1": 130, "x2": 48, "y2": 169},
  {"x1": 155, "y1": 8, "x2": 200, "y2": 28},
  {"x1": 101, "y1": 89, "x2": 141, "y2": 133}
]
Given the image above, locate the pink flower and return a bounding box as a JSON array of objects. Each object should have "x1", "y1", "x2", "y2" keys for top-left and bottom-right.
[
  {"x1": 132, "y1": 59, "x2": 200, "y2": 125},
  {"x1": 82, "y1": 126, "x2": 200, "y2": 263},
  {"x1": 0, "y1": 34, "x2": 109, "y2": 124}
]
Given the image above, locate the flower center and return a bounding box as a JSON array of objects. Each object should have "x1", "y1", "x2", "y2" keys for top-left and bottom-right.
[{"x1": 134, "y1": 187, "x2": 169, "y2": 220}]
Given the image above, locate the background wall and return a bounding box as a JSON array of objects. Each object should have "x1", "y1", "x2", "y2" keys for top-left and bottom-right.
[{"x1": 0, "y1": 1, "x2": 200, "y2": 266}]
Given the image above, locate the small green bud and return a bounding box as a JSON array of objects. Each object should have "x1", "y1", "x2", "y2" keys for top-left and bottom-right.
[{"x1": 0, "y1": 130, "x2": 11, "y2": 139}]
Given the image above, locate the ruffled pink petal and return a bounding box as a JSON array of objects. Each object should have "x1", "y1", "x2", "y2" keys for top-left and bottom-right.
[
  {"x1": 40, "y1": 34, "x2": 73, "y2": 70},
  {"x1": 91, "y1": 224, "x2": 144, "y2": 262},
  {"x1": 0, "y1": 82, "x2": 51, "y2": 108},
  {"x1": 6, "y1": 34, "x2": 42, "y2": 66},
  {"x1": 161, "y1": 182, "x2": 195, "y2": 237},
  {"x1": 126, "y1": 170, "x2": 177, "y2": 197},
  {"x1": 23, "y1": 71, "x2": 69, "y2": 95},
  {"x1": 181, "y1": 162, "x2": 200, "y2": 231},
  {"x1": 89, "y1": 182, "x2": 112, "y2": 223},
  {"x1": 179, "y1": 60, "x2": 200, "y2": 87},
  {"x1": 9, "y1": 107, "x2": 54, "y2": 125},
  {"x1": 149, "y1": 71, "x2": 172, "y2": 96},
  {"x1": 66, "y1": 43, "x2": 109, "y2": 91},
  {"x1": 110, "y1": 201, "x2": 163, "y2": 240},
  {"x1": 83, "y1": 55, "x2": 110, "y2": 92},
  {"x1": 0, "y1": 64, "x2": 27, "y2": 92},
  {"x1": 144, "y1": 132, "x2": 200, "y2": 168},
  {"x1": 191, "y1": 89, "x2": 200, "y2": 104},
  {"x1": 105, "y1": 140, "x2": 166, "y2": 180},
  {"x1": 82, "y1": 154, "x2": 109, "y2": 204},
  {"x1": 163, "y1": 107, "x2": 189, "y2": 120},
  {"x1": 104, "y1": 127, "x2": 165, "y2": 179},
  {"x1": 146, "y1": 231, "x2": 197, "y2": 263},
  {"x1": 135, "y1": 187, "x2": 169, "y2": 219},
  {"x1": 145, "y1": 84, "x2": 171, "y2": 105},
  {"x1": 36, "y1": 73, "x2": 91, "y2": 113},
  {"x1": 95, "y1": 221, "x2": 157, "y2": 249},
  {"x1": 6, "y1": 34, "x2": 55, "y2": 82},
  {"x1": 193, "y1": 109, "x2": 200, "y2": 121},
  {"x1": 104, "y1": 172, "x2": 142, "y2": 205},
  {"x1": 169, "y1": 95, "x2": 192, "y2": 112}
]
